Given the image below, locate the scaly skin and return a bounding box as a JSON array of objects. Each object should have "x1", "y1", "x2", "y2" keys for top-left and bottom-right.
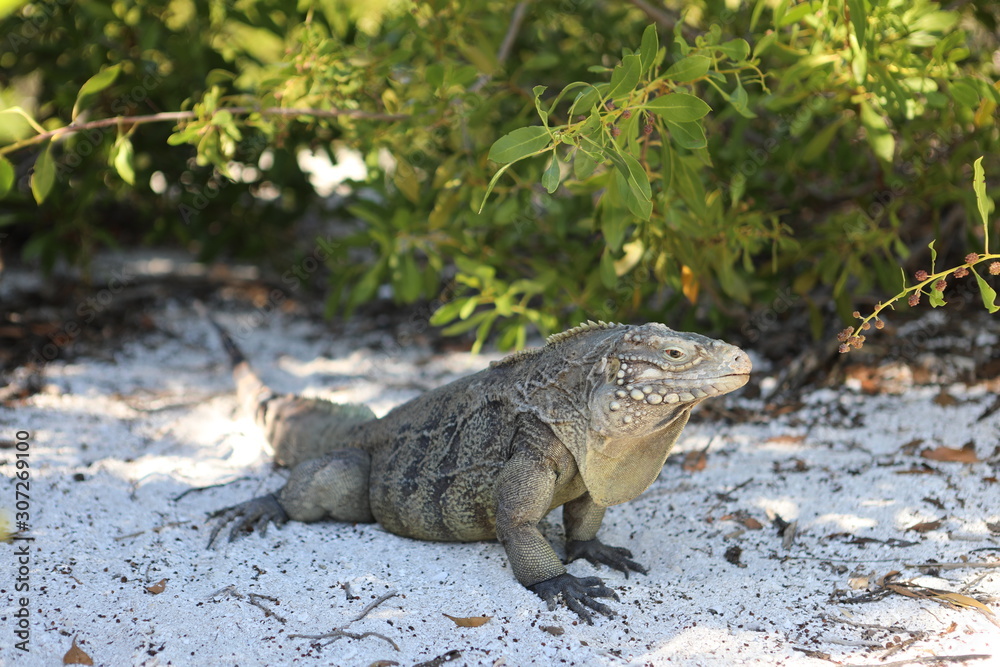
[{"x1": 205, "y1": 318, "x2": 751, "y2": 623}]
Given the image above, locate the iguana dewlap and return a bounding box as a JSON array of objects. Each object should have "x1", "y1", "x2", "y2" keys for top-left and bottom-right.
[{"x1": 206, "y1": 318, "x2": 751, "y2": 622}]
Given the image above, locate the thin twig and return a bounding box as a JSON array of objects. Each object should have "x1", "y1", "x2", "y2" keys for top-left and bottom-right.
[
  {"x1": 848, "y1": 655, "x2": 991, "y2": 667},
  {"x1": 820, "y1": 613, "x2": 913, "y2": 635},
  {"x1": 209, "y1": 585, "x2": 286, "y2": 623},
  {"x1": 907, "y1": 561, "x2": 1000, "y2": 571},
  {"x1": 470, "y1": 2, "x2": 529, "y2": 93},
  {"x1": 1, "y1": 106, "x2": 410, "y2": 155},
  {"x1": 289, "y1": 589, "x2": 400, "y2": 651},
  {"x1": 114, "y1": 520, "x2": 189, "y2": 541},
  {"x1": 248, "y1": 593, "x2": 286, "y2": 624},
  {"x1": 627, "y1": 0, "x2": 678, "y2": 29}
]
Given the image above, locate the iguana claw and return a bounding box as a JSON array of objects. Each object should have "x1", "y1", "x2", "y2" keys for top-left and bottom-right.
[
  {"x1": 207, "y1": 494, "x2": 289, "y2": 548},
  {"x1": 565, "y1": 538, "x2": 649, "y2": 578},
  {"x1": 528, "y1": 573, "x2": 619, "y2": 624}
]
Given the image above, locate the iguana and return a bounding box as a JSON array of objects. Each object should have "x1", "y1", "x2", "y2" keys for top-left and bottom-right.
[{"x1": 205, "y1": 317, "x2": 751, "y2": 622}]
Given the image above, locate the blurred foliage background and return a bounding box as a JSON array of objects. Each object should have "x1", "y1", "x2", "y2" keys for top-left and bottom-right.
[{"x1": 0, "y1": 0, "x2": 997, "y2": 351}]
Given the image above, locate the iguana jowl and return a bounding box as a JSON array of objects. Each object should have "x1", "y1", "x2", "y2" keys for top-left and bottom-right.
[{"x1": 207, "y1": 319, "x2": 751, "y2": 622}]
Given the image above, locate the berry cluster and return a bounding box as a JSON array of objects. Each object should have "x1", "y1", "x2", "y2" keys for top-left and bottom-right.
[{"x1": 839, "y1": 252, "x2": 1000, "y2": 353}]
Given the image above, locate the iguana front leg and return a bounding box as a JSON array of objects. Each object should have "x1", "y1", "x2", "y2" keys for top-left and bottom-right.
[
  {"x1": 563, "y1": 495, "x2": 648, "y2": 577},
  {"x1": 495, "y1": 457, "x2": 618, "y2": 623}
]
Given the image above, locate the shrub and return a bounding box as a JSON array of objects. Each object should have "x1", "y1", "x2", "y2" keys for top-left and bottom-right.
[{"x1": 1, "y1": 1, "x2": 997, "y2": 349}]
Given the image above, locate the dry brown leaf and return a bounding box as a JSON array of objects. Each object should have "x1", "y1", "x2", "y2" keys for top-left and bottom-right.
[
  {"x1": 539, "y1": 625, "x2": 564, "y2": 636},
  {"x1": 921, "y1": 442, "x2": 979, "y2": 463},
  {"x1": 764, "y1": 435, "x2": 806, "y2": 446},
  {"x1": 146, "y1": 578, "x2": 167, "y2": 594},
  {"x1": 987, "y1": 521, "x2": 1000, "y2": 535},
  {"x1": 906, "y1": 519, "x2": 944, "y2": 533},
  {"x1": 934, "y1": 592, "x2": 996, "y2": 617},
  {"x1": 442, "y1": 613, "x2": 490, "y2": 627},
  {"x1": 933, "y1": 390, "x2": 958, "y2": 406},
  {"x1": 898, "y1": 438, "x2": 925, "y2": 455},
  {"x1": 682, "y1": 450, "x2": 708, "y2": 472},
  {"x1": 63, "y1": 637, "x2": 94, "y2": 666},
  {"x1": 894, "y1": 466, "x2": 939, "y2": 475},
  {"x1": 848, "y1": 572, "x2": 872, "y2": 590}
]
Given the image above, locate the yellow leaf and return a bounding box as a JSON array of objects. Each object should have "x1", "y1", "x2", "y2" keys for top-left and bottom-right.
[
  {"x1": 443, "y1": 613, "x2": 491, "y2": 627},
  {"x1": 681, "y1": 265, "x2": 699, "y2": 304}
]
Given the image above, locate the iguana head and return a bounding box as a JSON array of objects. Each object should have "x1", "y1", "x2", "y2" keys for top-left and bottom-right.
[
  {"x1": 535, "y1": 322, "x2": 751, "y2": 507},
  {"x1": 589, "y1": 323, "x2": 751, "y2": 438}
]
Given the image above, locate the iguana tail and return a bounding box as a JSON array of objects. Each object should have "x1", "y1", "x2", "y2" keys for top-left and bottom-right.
[
  {"x1": 197, "y1": 302, "x2": 377, "y2": 467},
  {"x1": 198, "y1": 304, "x2": 276, "y2": 424}
]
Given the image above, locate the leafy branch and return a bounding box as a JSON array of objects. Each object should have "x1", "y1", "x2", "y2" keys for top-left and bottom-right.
[
  {"x1": 839, "y1": 157, "x2": 998, "y2": 353},
  {"x1": 0, "y1": 107, "x2": 410, "y2": 158}
]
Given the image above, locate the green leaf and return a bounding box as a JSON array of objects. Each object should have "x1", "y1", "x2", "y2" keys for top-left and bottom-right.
[
  {"x1": 478, "y1": 161, "x2": 517, "y2": 212},
  {"x1": 30, "y1": 142, "x2": 55, "y2": 205},
  {"x1": 0, "y1": 155, "x2": 13, "y2": 198},
  {"x1": 929, "y1": 286, "x2": 946, "y2": 308},
  {"x1": 851, "y1": 46, "x2": 868, "y2": 85},
  {"x1": 533, "y1": 85, "x2": 549, "y2": 126},
  {"x1": 801, "y1": 117, "x2": 844, "y2": 164},
  {"x1": 750, "y1": 0, "x2": 768, "y2": 31},
  {"x1": 847, "y1": 0, "x2": 866, "y2": 45},
  {"x1": 928, "y1": 240, "x2": 938, "y2": 272},
  {"x1": 472, "y1": 311, "x2": 498, "y2": 354},
  {"x1": 972, "y1": 156, "x2": 993, "y2": 231},
  {"x1": 430, "y1": 297, "x2": 467, "y2": 326},
  {"x1": 858, "y1": 100, "x2": 894, "y2": 163},
  {"x1": 950, "y1": 79, "x2": 980, "y2": 109},
  {"x1": 601, "y1": 203, "x2": 628, "y2": 252},
  {"x1": 638, "y1": 24, "x2": 659, "y2": 74},
  {"x1": 542, "y1": 154, "x2": 561, "y2": 194},
  {"x1": 664, "y1": 55, "x2": 710, "y2": 83},
  {"x1": 728, "y1": 78, "x2": 756, "y2": 118},
  {"x1": 616, "y1": 170, "x2": 653, "y2": 220},
  {"x1": 488, "y1": 126, "x2": 551, "y2": 164},
  {"x1": 110, "y1": 135, "x2": 135, "y2": 185},
  {"x1": 778, "y1": 1, "x2": 818, "y2": 26},
  {"x1": 666, "y1": 120, "x2": 707, "y2": 150},
  {"x1": 72, "y1": 64, "x2": 121, "y2": 121},
  {"x1": 441, "y1": 310, "x2": 491, "y2": 336},
  {"x1": 645, "y1": 93, "x2": 711, "y2": 122},
  {"x1": 972, "y1": 267, "x2": 1000, "y2": 314},
  {"x1": 570, "y1": 84, "x2": 606, "y2": 116},
  {"x1": 616, "y1": 151, "x2": 651, "y2": 201},
  {"x1": 572, "y1": 147, "x2": 600, "y2": 180},
  {"x1": 548, "y1": 81, "x2": 590, "y2": 113},
  {"x1": 599, "y1": 249, "x2": 617, "y2": 288},
  {"x1": 607, "y1": 54, "x2": 642, "y2": 101},
  {"x1": 716, "y1": 39, "x2": 750, "y2": 62}
]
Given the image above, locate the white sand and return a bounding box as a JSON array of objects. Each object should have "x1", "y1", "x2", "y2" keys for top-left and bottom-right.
[{"x1": 1, "y1": 299, "x2": 998, "y2": 666}]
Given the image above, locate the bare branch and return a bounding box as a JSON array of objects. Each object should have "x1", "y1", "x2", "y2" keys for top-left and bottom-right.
[{"x1": 1, "y1": 106, "x2": 410, "y2": 156}]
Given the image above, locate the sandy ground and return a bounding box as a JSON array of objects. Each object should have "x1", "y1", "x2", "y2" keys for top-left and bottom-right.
[{"x1": 1, "y1": 291, "x2": 999, "y2": 666}]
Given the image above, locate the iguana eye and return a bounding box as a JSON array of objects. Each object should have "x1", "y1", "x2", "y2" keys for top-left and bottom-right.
[{"x1": 664, "y1": 348, "x2": 686, "y2": 360}]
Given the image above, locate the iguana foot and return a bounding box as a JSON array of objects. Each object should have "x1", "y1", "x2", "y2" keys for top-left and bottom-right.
[
  {"x1": 565, "y1": 538, "x2": 649, "y2": 578},
  {"x1": 207, "y1": 494, "x2": 289, "y2": 548},
  {"x1": 528, "y1": 573, "x2": 619, "y2": 624}
]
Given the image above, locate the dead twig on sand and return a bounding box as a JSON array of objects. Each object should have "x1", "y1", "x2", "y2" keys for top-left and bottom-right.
[{"x1": 290, "y1": 589, "x2": 400, "y2": 651}]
